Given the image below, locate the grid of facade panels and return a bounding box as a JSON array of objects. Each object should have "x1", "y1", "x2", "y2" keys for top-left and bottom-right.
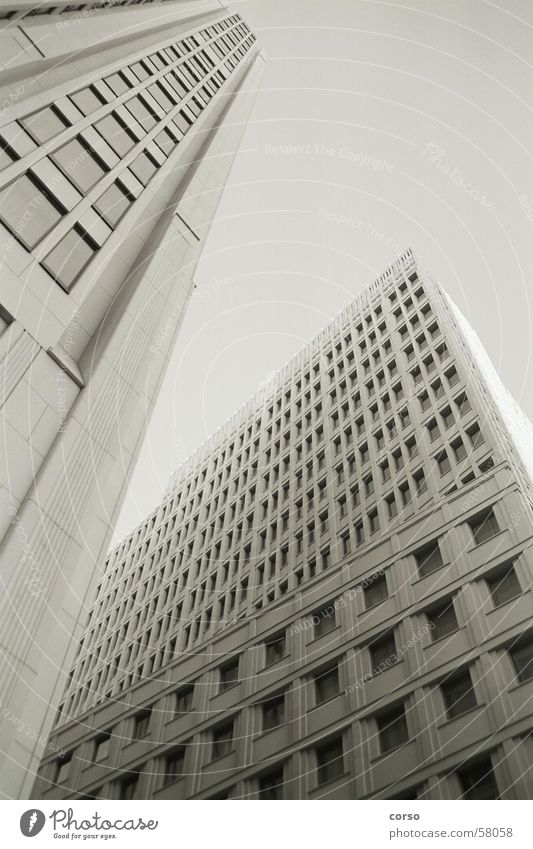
[
  {"x1": 35, "y1": 250, "x2": 533, "y2": 800},
  {"x1": 0, "y1": 13, "x2": 255, "y2": 291}
]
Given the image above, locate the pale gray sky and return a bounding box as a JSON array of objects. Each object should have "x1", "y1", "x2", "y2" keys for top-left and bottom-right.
[{"x1": 114, "y1": 0, "x2": 533, "y2": 542}]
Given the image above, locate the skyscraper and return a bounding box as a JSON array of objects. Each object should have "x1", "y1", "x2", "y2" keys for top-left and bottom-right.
[
  {"x1": 34, "y1": 249, "x2": 533, "y2": 800},
  {"x1": 0, "y1": 0, "x2": 262, "y2": 798}
]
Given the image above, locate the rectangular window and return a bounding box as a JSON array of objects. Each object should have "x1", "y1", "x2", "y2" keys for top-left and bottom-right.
[
  {"x1": 369, "y1": 509, "x2": 380, "y2": 534},
  {"x1": 219, "y1": 657, "x2": 239, "y2": 691},
  {"x1": 133, "y1": 709, "x2": 151, "y2": 739},
  {"x1": 212, "y1": 721, "x2": 234, "y2": 759},
  {"x1": 55, "y1": 752, "x2": 72, "y2": 784},
  {"x1": 93, "y1": 180, "x2": 133, "y2": 227},
  {"x1": 125, "y1": 95, "x2": 157, "y2": 132},
  {"x1": 313, "y1": 603, "x2": 337, "y2": 638},
  {"x1": 377, "y1": 704, "x2": 409, "y2": 753},
  {"x1": 468, "y1": 509, "x2": 500, "y2": 545},
  {"x1": 452, "y1": 438, "x2": 467, "y2": 462},
  {"x1": 105, "y1": 71, "x2": 131, "y2": 97},
  {"x1": 0, "y1": 173, "x2": 64, "y2": 249},
  {"x1": 174, "y1": 686, "x2": 194, "y2": 715},
  {"x1": 262, "y1": 694, "x2": 285, "y2": 731},
  {"x1": 22, "y1": 105, "x2": 69, "y2": 143},
  {"x1": 70, "y1": 85, "x2": 105, "y2": 116},
  {"x1": 414, "y1": 470, "x2": 427, "y2": 494},
  {"x1": 363, "y1": 572, "x2": 388, "y2": 608},
  {"x1": 93, "y1": 731, "x2": 111, "y2": 761},
  {"x1": 441, "y1": 669, "x2": 477, "y2": 719},
  {"x1": 163, "y1": 746, "x2": 186, "y2": 786},
  {"x1": 415, "y1": 541, "x2": 443, "y2": 577},
  {"x1": 427, "y1": 419, "x2": 439, "y2": 441},
  {"x1": 314, "y1": 664, "x2": 339, "y2": 704},
  {"x1": 437, "y1": 451, "x2": 451, "y2": 475},
  {"x1": 315, "y1": 736, "x2": 344, "y2": 785},
  {"x1": 129, "y1": 150, "x2": 158, "y2": 186},
  {"x1": 258, "y1": 767, "x2": 284, "y2": 799},
  {"x1": 487, "y1": 564, "x2": 521, "y2": 606},
  {"x1": 509, "y1": 636, "x2": 533, "y2": 683},
  {"x1": 95, "y1": 113, "x2": 136, "y2": 157},
  {"x1": 119, "y1": 772, "x2": 140, "y2": 800},
  {"x1": 265, "y1": 632, "x2": 285, "y2": 665},
  {"x1": 42, "y1": 225, "x2": 99, "y2": 291},
  {"x1": 52, "y1": 137, "x2": 107, "y2": 193},
  {"x1": 154, "y1": 128, "x2": 178, "y2": 157},
  {"x1": 457, "y1": 758, "x2": 499, "y2": 800},
  {"x1": 427, "y1": 598, "x2": 458, "y2": 640},
  {"x1": 370, "y1": 632, "x2": 397, "y2": 675},
  {"x1": 467, "y1": 422, "x2": 484, "y2": 447}
]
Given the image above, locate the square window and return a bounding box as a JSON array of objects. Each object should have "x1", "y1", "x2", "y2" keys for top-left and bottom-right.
[
  {"x1": 42, "y1": 225, "x2": 98, "y2": 290},
  {"x1": 129, "y1": 150, "x2": 158, "y2": 185},
  {"x1": 487, "y1": 564, "x2": 521, "y2": 606},
  {"x1": 469, "y1": 509, "x2": 499, "y2": 545},
  {"x1": 441, "y1": 669, "x2": 477, "y2": 719},
  {"x1": 42, "y1": 225, "x2": 98, "y2": 291},
  {"x1": 95, "y1": 113, "x2": 136, "y2": 157},
  {"x1": 70, "y1": 86, "x2": 104, "y2": 116},
  {"x1": 52, "y1": 138, "x2": 107, "y2": 193},
  {"x1": 452, "y1": 438, "x2": 467, "y2": 462},
  {"x1": 105, "y1": 71, "x2": 131, "y2": 97},
  {"x1": 0, "y1": 173, "x2": 64, "y2": 249},
  {"x1": 94, "y1": 180, "x2": 132, "y2": 227},
  {"x1": 125, "y1": 95, "x2": 157, "y2": 132},
  {"x1": 22, "y1": 105, "x2": 69, "y2": 143},
  {"x1": 427, "y1": 599, "x2": 458, "y2": 640},
  {"x1": 415, "y1": 541, "x2": 443, "y2": 577}
]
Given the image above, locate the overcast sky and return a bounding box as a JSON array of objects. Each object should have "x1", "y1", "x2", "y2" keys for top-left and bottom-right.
[{"x1": 113, "y1": 0, "x2": 533, "y2": 542}]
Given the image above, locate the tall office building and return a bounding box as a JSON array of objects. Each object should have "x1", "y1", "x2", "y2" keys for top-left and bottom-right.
[
  {"x1": 35, "y1": 250, "x2": 533, "y2": 800},
  {"x1": 0, "y1": 0, "x2": 262, "y2": 798}
]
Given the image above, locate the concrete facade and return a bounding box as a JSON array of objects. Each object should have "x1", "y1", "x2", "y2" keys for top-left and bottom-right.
[
  {"x1": 34, "y1": 250, "x2": 533, "y2": 800},
  {"x1": 0, "y1": 0, "x2": 262, "y2": 798}
]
